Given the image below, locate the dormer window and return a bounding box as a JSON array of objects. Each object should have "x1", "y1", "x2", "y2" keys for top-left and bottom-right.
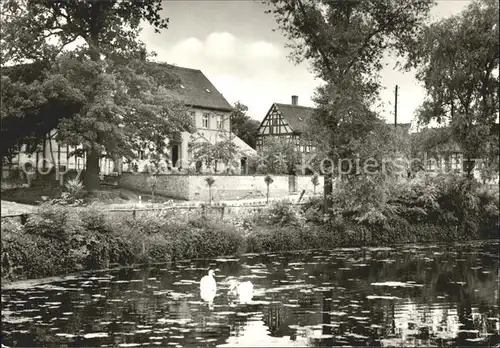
[{"x1": 205, "y1": 88, "x2": 211, "y2": 93}]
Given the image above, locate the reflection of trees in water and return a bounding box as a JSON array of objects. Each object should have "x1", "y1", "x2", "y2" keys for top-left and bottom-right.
[
  {"x1": 224, "y1": 316, "x2": 297, "y2": 346},
  {"x1": 3, "y1": 243, "x2": 499, "y2": 347},
  {"x1": 264, "y1": 302, "x2": 286, "y2": 336},
  {"x1": 381, "y1": 298, "x2": 500, "y2": 345},
  {"x1": 261, "y1": 290, "x2": 325, "y2": 339}
]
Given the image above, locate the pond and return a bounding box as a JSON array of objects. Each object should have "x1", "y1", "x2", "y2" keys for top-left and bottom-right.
[{"x1": 2, "y1": 241, "x2": 499, "y2": 347}]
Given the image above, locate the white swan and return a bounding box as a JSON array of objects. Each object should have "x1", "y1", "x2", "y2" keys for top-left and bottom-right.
[
  {"x1": 200, "y1": 270, "x2": 217, "y2": 306},
  {"x1": 228, "y1": 280, "x2": 254, "y2": 304}
]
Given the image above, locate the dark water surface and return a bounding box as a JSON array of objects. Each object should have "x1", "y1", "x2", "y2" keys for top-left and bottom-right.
[{"x1": 2, "y1": 241, "x2": 499, "y2": 347}]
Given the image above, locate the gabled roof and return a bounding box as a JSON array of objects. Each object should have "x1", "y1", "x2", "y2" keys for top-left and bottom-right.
[
  {"x1": 228, "y1": 132, "x2": 257, "y2": 157},
  {"x1": 411, "y1": 123, "x2": 499, "y2": 153},
  {"x1": 273, "y1": 103, "x2": 317, "y2": 134},
  {"x1": 156, "y1": 63, "x2": 233, "y2": 112},
  {"x1": 410, "y1": 126, "x2": 460, "y2": 152},
  {"x1": 190, "y1": 131, "x2": 257, "y2": 157},
  {"x1": 2, "y1": 61, "x2": 234, "y2": 112}
]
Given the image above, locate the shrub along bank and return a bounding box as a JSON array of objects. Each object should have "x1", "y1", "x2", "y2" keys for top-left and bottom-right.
[{"x1": 1, "y1": 175, "x2": 498, "y2": 281}]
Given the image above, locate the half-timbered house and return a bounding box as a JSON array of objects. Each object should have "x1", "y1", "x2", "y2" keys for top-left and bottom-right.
[{"x1": 256, "y1": 95, "x2": 316, "y2": 153}]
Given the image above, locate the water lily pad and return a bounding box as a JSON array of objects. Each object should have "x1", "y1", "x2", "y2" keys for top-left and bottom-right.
[
  {"x1": 371, "y1": 281, "x2": 423, "y2": 288},
  {"x1": 55, "y1": 333, "x2": 77, "y2": 338},
  {"x1": 157, "y1": 318, "x2": 192, "y2": 325},
  {"x1": 83, "y1": 332, "x2": 109, "y2": 339},
  {"x1": 3, "y1": 316, "x2": 33, "y2": 324},
  {"x1": 366, "y1": 295, "x2": 401, "y2": 300},
  {"x1": 214, "y1": 258, "x2": 240, "y2": 262}
]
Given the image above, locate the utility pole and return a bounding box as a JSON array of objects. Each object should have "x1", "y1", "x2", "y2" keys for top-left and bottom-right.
[{"x1": 394, "y1": 85, "x2": 398, "y2": 126}]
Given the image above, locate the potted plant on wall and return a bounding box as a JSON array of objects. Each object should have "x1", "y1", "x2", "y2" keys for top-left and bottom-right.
[
  {"x1": 311, "y1": 173, "x2": 320, "y2": 195},
  {"x1": 205, "y1": 176, "x2": 215, "y2": 205},
  {"x1": 264, "y1": 175, "x2": 274, "y2": 204}
]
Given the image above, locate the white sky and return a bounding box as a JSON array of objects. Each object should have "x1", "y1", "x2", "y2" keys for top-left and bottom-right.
[{"x1": 139, "y1": 0, "x2": 473, "y2": 124}]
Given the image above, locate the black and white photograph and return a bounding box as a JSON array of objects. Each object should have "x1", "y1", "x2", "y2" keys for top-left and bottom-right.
[{"x1": 1, "y1": 0, "x2": 499, "y2": 347}]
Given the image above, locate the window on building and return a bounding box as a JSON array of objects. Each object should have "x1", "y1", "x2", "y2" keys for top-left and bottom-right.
[
  {"x1": 256, "y1": 137, "x2": 263, "y2": 148},
  {"x1": 427, "y1": 158, "x2": 436, "y2": 171},
  {"x1": 443, "y1": 156, "x2": 451, "y2": 172},
  {"x1": 451, "y1": 153, "x2": 461, "y2": 171},
  {"x1": 216, "y1": 117, "x2": 223, "y2": 130},
  {"x1": 214, "y1": 160, "x2": 218, "y2": 172},
  {"x1": 202, "y1": 113, "x2": 209, "y2": 128}
]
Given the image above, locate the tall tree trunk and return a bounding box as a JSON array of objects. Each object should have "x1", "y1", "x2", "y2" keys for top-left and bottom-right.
[
  {"x1": 48, "y1": 132, "x2": 57, "y2": 180},
  {"x1": 82, "y1": 30, "x2": 102, "y2": 192},
  {"x1": 323, "y1": 173, "x2": 333, "y2": 215},
  {"x1": 84, "y1": 148, "x2": 101, "y2": 191}
]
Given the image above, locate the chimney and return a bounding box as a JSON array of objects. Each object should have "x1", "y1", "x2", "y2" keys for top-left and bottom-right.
[{"x1": 291, "y1": 95, "x2": 298, "y2": 106}]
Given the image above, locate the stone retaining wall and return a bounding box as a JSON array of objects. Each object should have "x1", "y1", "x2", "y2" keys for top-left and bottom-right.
[{"x1": 118, "y1": 173, "x2": 325, "y2": 201}]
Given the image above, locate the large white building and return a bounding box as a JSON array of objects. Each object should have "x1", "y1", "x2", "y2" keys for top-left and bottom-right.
[{"x1": 2, "y1": 63, "x2": 256, "y2": 180}]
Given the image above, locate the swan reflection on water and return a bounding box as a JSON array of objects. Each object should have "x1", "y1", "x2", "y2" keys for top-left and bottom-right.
[
  {"x1": 199, "y1": 270, "x2": 256, "y2": 309},
  {"x1": 228, "y1": 280, "x2": 254, "y2": 304}
]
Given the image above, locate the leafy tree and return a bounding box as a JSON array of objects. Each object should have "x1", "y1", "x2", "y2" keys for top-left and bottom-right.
[
  {"x1": 405, "y1": 0, "x2": 499, "y2": 179},
  {"x1": 329, "y1": 123, "x2": 414, "y2": 222},
  {"x1": 189, "y1": 137, "x2": 240, "y2": 173},
  {"x1": 256, "y1": 137, "x2": 301, "y2": 175},
  {"x1": 266, "y1": 0, "x2": 433, "y2": 214},
  {"x1": 1, "y1": 0, "x2": 194, "y2": 190},
  {"x1": 0, "y1": 61, "x2": 85, "y2": 162},
  {"x1": 230, "y1": 101, "x2": 260, "y2": 148}
]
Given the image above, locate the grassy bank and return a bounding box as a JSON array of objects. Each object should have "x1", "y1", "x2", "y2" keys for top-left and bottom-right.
[{"x1": 1, "y1": 175, "x2": 498, "y2": 282}]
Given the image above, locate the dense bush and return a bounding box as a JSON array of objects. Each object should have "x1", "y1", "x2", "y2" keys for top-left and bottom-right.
[{"x1": 1, "y1": 175, "x2": 498, "y2": 282}]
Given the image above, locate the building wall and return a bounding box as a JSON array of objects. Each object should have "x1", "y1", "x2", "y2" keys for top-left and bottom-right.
[
  {"x1": 185, "y1": 108, "x2": 234, "y2": 169},
  {"x1": 5, "y1": 128, "x2": 117, "y2": 179},
  {"x1": 118, "y1": 173, "x2": 191, "y2": 200},
  {"x1": 5, "y1": 107, "x2": 256, "y2": 180},
  {"x1": 117, "y1": 173, "x2": 325, "y2": 201},
  {"x1": 7, "y1": 107, "x2": 237, "y2": 176},
  {"x1": 422, "y1": 152, "x2": 499, "y2": 183},
  {"x1": 190, "y1": 108, "x2": 231, "y2": 133}
]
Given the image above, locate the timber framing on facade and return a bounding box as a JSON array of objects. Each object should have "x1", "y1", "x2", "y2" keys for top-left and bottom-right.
[{"x1": 256, "y1": 96, "x2": 317, "y2": 153}]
